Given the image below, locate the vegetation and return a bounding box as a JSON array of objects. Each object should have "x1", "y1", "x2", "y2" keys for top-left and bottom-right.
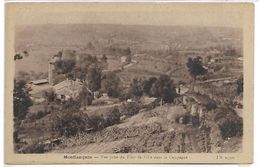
[
  {"x1": 14, "y1": 25, "x2": 244, "y2": 153},
  {"x1": 186, "y1": 56, "x2": 207, "y2": 80},
  {"x1": 43, "y1": 89, "x2": 56, "y2": 103},
  {"x1": 51, "y1": 99, "x2": 90, "y2": 137},
  {"x1": 13, "y1": 80, "x2": 33, "y2": 121},
  {"x1": 143, "y1": 77, "x2": 157, "y2": 96},
  {"x1": 236, "y1": 76, "x2": 243, "y2": 95},
  {"x1": 26, "y1": 110, "x2": 50, "y2": 122},
  {"x1": 101, "y1": 72, "x2": 121, "y2": 97},
  {"x1": 218, "y1": 117, "x2": 243, "y2": 139},
  {"x1": 103, "y1": 107, "x2": 121, "y2": 127},
  {"x1": 150, "y1": 75, "x2": 177, "y2": 103},
  {"x1": 129, "y1": 78, "x2": 143, "y2": 97},
  {"x1": 86, "y1": 64, "x2": 102, "y2": 91},
  {"x1": 79, "y1": 84, "x2": 94, "y2": 106},
  {"x1": 120, "y1": 101, "x2": 141, "y2": 117}
]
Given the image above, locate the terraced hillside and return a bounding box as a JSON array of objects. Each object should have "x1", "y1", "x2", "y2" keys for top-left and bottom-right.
[{"x1": 53, "y1": 105, "x2": 241, "y2": 153}]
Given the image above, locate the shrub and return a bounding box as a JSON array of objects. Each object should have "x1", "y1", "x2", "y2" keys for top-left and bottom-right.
[
  {"x1": 213, "y1": 108, "x2": 243, "y2": 139},
  {"x1": 43, "y1": 89, "x2": 56, "y2": 103},
  {"x1": 13, "y1": 131, "x2": 20, "y2": 143},
  {"x1": 218, "y1": 117, "x2": 243, "y2": 139},
  {"x1": 27, "y1": 110, "x2": 50, "y2": 122},
  {"x1": 13, "y1": 80, "x2": 33, "y2": 120},
  {"x1": 88, "y1": 114, "x2": 106, "y2": 131},
  {"x1": 21, "y1": 142, "x2": 46, "y2": 153},
  {"x1": 205, "y1": 101, "x2": 217, "y2": 111},
  {"x1": 103, "y1": 107, "x2": 121, "y2": 127},
  {"x1": 51, "y1": 100, "x2": 90, "y2": 137},
  {"x1": 120, "y1": 101, "x2": 140, "y2": 117},
  {"x1": 88, "y1": 107, "x2": 121, "y2": 131},
  {"x1": 57, "y1": 112, "x2": 90, "y2": 137}
]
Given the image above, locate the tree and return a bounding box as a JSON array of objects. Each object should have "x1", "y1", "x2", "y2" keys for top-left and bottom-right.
[
  {"x1": 101, "y1": 72, "x2": 120, "y2": 97},
  {"x1": 13, "y1": 80, "x2": 33, "y2": 120},
  {"x1": 86, "y1": 42, "x2": 95, "y2": 50},
  {"x1": 87, "y1": 64, "x2": 102, "y2": 91},
  {"x1": 124, "y1": 47, "x2": 131, "y2": 55},
  {"x1": 43, "y1": 89, "x2": 56, "y2": 103},
  {"x1": 129, "y1": 78, "x2": 143, "y2": 97},
  {"x1": 79, "y1": 85, "x2": 94, "y2": 106},
  {"x1": 186, "y1": 56, "x2": 207, "y2": 80},
  {"x1": 143, "y1": 77, "x2": 157, "y2": 96},
  {"x1": 51, "y1": 99, "x2": 90, "y2": 137},
  {"x1": 150, "y1": 75, "x2": 177, "y2": 103},
  {"x1": 100, "y1": 54, "x2": 108, "y2": 70},
  {"x1": 59, "y1": 112, "x2": 89, "y2": 137},
  {"x1": 75, "y1": 55, "x2": 102, "y2": 82},
  {"x1": 101, "y1": 54, "x2": 108, "y2": 62},
  {"x1": 236, "y1": 76, "x2": 243, "y2": 95},
  {"x1": 103, "y1": 107, "x2": 121, "y2": 127},
  {"x1": 14, "y1": 54, "x2": 23, "y2": 60}
]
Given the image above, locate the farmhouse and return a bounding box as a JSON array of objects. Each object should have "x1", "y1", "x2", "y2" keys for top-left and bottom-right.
[{"x1": 53, "y1": 79, "x2": 84, "y2": 100}]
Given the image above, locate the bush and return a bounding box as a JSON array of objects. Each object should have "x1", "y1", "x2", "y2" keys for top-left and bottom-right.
[
  {"x1": 218, "y1": 117, "x2": 243, "y2": 139},
  {"x1": 88, "y1": 107, "x2": 121, "y2": 131},
  {"x1": 27, "y1": 110, "x2": 50, "y2": 122},
  {"x1": 43, "y1": 89, "x2": 56, "y2": 103},
  {"x1": 50, "y1": 99, "x2": 91, "y2": 137},
  {"x1": 88, "y1": 115, "x2": 106, "y2": 131},
  {"x1": 205, "y1": 101, "x2": 217, "y2": 111},
  {"x1": 120, "y1": 101, "x2": 140, "y2": 117},
  {"x1": 103, "y1": 107, "x2": 121, "y2": 127},
  {"x1": 57, "y1": 112, "x2": 90, "y2": 137},
  {"x1": 21, "y1": 142, "x2": 46, "y2": 153},
  {"x1": 213, "y1": 108, "x2": 243, "y2": 139}
]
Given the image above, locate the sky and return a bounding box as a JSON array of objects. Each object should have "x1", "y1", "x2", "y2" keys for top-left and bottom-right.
[{"x1": 6, "y1": 3, "x2": 252, "y2": 28}]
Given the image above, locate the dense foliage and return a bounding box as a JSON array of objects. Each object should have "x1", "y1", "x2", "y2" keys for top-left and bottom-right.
[
  {"x1": 13, "y1": 80, "x2": 33, "y2": 120},
  {"x1": 186, "y1": 56, "x2": 207, "y2": 80},
  {"x1": 101, "y1": 72, "x2": 121, "y2": 97}
]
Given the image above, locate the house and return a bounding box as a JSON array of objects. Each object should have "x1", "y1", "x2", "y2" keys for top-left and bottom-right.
[
  {"x1": 53, "y1": 79, "x2": 84, "y2": 100},
  {"x1": 121, "y1": 56, "x2": 127, "y2": 63},
  {"x1": 176, "y1": 84, "x2": 189, "y2": 95}
]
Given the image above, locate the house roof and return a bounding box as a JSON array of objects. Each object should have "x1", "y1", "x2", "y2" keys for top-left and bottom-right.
[
  {"x1": 141, "y1": 96, "x2": 158, "y2": 105},
  {"x1": 54, "y1": 79, "x2": 83, "y2": 97},
  {"x1": 29, "y1": 79, "x2": 48, "y2": 85}
]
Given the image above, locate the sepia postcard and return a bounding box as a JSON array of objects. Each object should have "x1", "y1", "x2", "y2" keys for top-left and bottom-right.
[{"x1": 5, "y1": 2, "x2": 254, "y2": 164}]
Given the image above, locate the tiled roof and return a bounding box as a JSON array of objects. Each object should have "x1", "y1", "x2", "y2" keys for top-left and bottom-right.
[
  {"x1": 54, "y1": 79, "x2": 83, "y2": 97},
  {"x1": 29, "y1": 79, "x2": 48, "y2": 85}
]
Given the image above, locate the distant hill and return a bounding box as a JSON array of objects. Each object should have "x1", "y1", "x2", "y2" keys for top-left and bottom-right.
[
  {"x1": 14, "y1": 24, "x2": 242, "y2": 76},
  {"x1": 15, "y1": 24, "x2": 242, "y2": 52}
]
